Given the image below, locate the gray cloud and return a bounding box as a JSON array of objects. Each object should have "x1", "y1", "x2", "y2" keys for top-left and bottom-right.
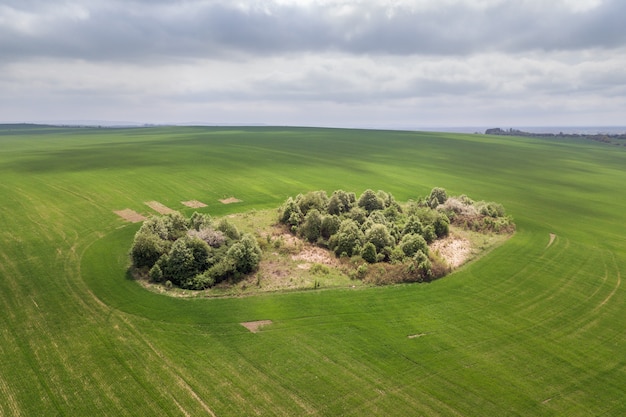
[
  {"x1": 1, "y1": 0, "x2": 625, "y2": 127},
  {"x1": 1, "y1": 0, "x2": 625, "y2": 64}
]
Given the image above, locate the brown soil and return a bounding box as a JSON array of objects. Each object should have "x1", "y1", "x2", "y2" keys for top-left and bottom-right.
[
  {"x1": 114, "y1": 209, "x2": 147, "y2": 223},
  {"x1": 291, "y1": 246, "x2": 337, "y2": 267},
  {"x1": 145, "y1": 201, "x2": 176, "y2": 214},
  {"x1": 547, "y1": 233, "x2": 556, "y2": 248},
  {"x1": 181, "y1": 200, "x2": 207, "y2": 208},
  {"x1": 219, "y1": 197, "x2": 242, "y2": 204},
  {"x1": 240, "y1": 320, "x2": 273, "y2": 333},
  {"x1": 430, "y1": 234, "x2": 471, "y2": 268}
]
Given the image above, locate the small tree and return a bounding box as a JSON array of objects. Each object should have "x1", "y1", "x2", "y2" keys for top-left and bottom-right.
[
  {"x1": 358, "y1": 189, "x2": 384, "y2": 213},
  {"x1": 361, "y1": 242, "x2": 378, "y2": 263},
  {"x1": 320, "y1": 215, "x2": 341, "y2": 239},
  {"x1": 226, "y1": 233, "x2": 262, "y2": 274},
  {"x1": 365, "y1": 223, "x2": 394, "y2": 253},
  {"x1": 428, "y1": 187, "x2": 448, "y2": 208},
  {"x1": 399, "y1": 233, "x2": 428, "y2": 257},
  {"x1": 299, "y1": 209, "x2": 323, "y2": 243},
  {"x1": 330, "y1": 219, "x2": 364, "y2": 257},
  {"x1": 130, "y1": 231, "x2": 168, "y2": 268},
  {"x1": 327, "y1": 190, "x2": 356, "y2": 215}
]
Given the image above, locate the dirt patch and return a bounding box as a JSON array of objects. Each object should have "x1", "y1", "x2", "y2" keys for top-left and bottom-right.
[
  {"x1": 408, "y1": 333, "x2": 427, "y2": 339},
  {"x1": 292, "y1": 246, "x2": 336, "y2": 266},
  {"x1": 430, "y1": 234, "x2": 471, "y2": 268},
  {"x1": 114, "y1": 209, "x2": 147, "y2": 223},
  {"x1": 145, "y1": 201, "x2": 175, "y2": 214},
  {"x1": 181, "y1": 200, "x2": 207, "y2": 208},
  {"x1": 219, "y1": 197, "x2": 242, "y2": 204},
  {"x1": 241, "y1": 320, "x2": 273, "y2": 333},
  {"x1": 547, "y1": 233, "x2": 556, "y2": 248}
]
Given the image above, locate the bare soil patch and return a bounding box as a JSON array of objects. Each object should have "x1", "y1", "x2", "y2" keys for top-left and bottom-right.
[
  {"x1": 430, "y1": 234, "x2": 471, "y2": 268},
  {"x1": 181, "y1": 200, "x2": 207, "y2": 208},
  {"x1": 219, "y1": 197, "x2": 242, "y2": 204},
  {"x1": 408, "y1": 333, "x2": 427, "y2": 339},
  {"x1": 114, "y1": 209, "x2": 146, "y2": 223},
  {"x1": 145, "y1": 201, "x2": 175, "y2": 215},
  {"x1": 292, "y1": 246, "x2": 337, "y2": 267},
  {"x1": 240, "y1": 320, "x2": 273, "y2": 333},
  {"x1": 547, "y1": 233, "x2": 556, "y2": 248}
]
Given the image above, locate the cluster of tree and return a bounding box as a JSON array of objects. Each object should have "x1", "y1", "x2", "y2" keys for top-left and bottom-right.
[
  {"x1": 279, "y1": 188, "x2": 458, "y2": 280},
  {"x1": 485, "y1": 127, "x2": 626, "y2": 146},
  {"x1": 279, "y1": 187, "x2": 514, "y2": 283},
  {"x1": 437, "y1": 194, "x2": 515, "y2": 233},
  {"x1": 130, "y1": 212, "x2": 261, "y2": 290}
]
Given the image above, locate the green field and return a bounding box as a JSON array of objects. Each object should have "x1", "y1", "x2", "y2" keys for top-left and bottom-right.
[{"x1": 1, "y1": 125, "x2": 625, "y2": 416}]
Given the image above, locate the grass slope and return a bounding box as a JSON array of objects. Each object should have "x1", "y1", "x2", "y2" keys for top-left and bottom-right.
[{"x1": 1, "y1": 125, "x2": 625, "y2": 416}]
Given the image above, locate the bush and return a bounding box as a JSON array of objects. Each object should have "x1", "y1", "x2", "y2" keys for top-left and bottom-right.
[
  {"x1": 226, "y1": 233, "x2": 261, "y2": 274},
  {"x1": 400, "y1": 233, "x2": 428, "y2": 257},
  {"x1": 330, "y1": 219, "x2": 364, "y2": 257},
  {"x1": 361, "y1": 242, "x2": 378, "y2": 263},
  {"x1": 365, "y1": 223, "x2": 394, "y2": 253},
  {"x1": 320, "y1": 215, "x2": 341, "y2": 239},
  {"x1": 358, "y1": 189, "x2": 384, "y2": 213},
  {"x1": 299, "y1": 209, "x2": 323, "y2": 242},
  {"x1": 130, "y1": 231, "x2": 168, "y2": 268}
]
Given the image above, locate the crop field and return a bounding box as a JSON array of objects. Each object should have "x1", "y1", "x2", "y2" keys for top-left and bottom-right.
[{"x1": 1, "y1": 124, "x2": 625, "y2": 416}]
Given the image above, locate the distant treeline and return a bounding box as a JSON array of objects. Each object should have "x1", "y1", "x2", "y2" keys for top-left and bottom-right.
[{"x1": 485, "y1": 127, "x2": 626, "y2": 145}]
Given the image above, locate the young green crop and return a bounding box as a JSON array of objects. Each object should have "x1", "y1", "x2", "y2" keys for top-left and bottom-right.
[{"x1": 1, "y1": 125, "x2": 625, "y2": 416}]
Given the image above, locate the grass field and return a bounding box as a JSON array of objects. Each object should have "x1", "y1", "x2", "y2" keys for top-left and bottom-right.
[{"x1": 1, "y1": 125, "x2": 625, "y2": 416}]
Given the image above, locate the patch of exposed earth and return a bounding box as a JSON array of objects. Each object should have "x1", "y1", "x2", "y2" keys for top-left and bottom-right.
[{"x1": 429, "y1": 234, "x2": 471, "y2": 268}]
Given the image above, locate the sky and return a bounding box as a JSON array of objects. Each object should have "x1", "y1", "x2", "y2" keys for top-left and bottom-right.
[{"x1": 1, "y1": 0, "x2": 625, "y2": 129}]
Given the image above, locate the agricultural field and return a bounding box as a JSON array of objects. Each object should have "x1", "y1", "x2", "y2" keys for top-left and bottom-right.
[{"x1": 1, "y1": 124, "x2": 625, "y2": 416}]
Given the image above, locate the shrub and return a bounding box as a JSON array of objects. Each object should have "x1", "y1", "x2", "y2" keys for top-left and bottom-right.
[
  {"x1": 365, "y1": 223, "x2": 394, "y2": 253},
  {"x1": 299, "y1": 209, "x2": 323, "y2": 243},
  {"x1": 400, "y1": 233, "x2": 428, "y2": 257},
  {"x1": 330, "y1": 219, "x2": 364, "y2": 257},
  {"x1": 216, "y1": 218, "x2": 240, "y2": 240},
  {"x1": 327, "y1": 190, "x2": 356, "y2": 215},
  {"x1": 226, "y1": 233, "x2": 261, "y2": 274},
  {"x1": 361, "y1": 242, "x2": 378, "y2": 263},
  {"x1": 296, "y1": 190, "x2": 329, "y2": 216},
  {"x1": 320, "y1": 215, "x2": 341, "y2": 239},
  {"x1": 358, "y1": 189, "x2": 385, "y2": 213},
  {"x1": 428, "y1": 187, "x2": 448, "y2": 208},
  {"x1": 130, "y1": 231, "x2": 168, "y2": 268}
]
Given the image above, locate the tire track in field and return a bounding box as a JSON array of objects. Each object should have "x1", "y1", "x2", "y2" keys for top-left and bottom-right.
[
  {"x1": 594, "y1": 255, "x2": 621, "y2": 312},
  {"x1": 116, "y1": 314, "x2": 218, "y2": 417}
]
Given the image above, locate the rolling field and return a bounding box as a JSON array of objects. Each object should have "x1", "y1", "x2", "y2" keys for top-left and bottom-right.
[{"x1": 1, "y1": 125, "x2": 625, "y2": 416}]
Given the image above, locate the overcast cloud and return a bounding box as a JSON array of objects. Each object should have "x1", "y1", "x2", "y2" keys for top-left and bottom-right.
[{"x1": 1, "y1": 0, "x2": 625, "y2": 128}]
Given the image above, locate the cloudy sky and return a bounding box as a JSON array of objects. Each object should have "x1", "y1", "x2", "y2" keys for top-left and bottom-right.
[{"x1": 2, "y1": 0, "x2": 625, "y2": 128}]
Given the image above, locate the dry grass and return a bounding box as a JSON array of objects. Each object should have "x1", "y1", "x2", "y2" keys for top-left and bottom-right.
[
  {"x1": 219, "y1": 197, "x2": 242, "y2": 204},
  {"x1": 114, "y1": 209, "x2": 146, "y2": 223},
  {"x1": 145, "y1": 201, "x2": 176, "y2": 214},
  {"x1": 240, "y1": 320, "x2": 273, "y2": 333},
  {"x1": 182, "y1": 200, "x2": 207, "y2": 208}
]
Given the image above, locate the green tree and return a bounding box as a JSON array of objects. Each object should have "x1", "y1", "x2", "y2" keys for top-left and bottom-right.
[
  {"x1": 299, "y1": 209, "x2": 323, "y2": 242},
  {"x1": 428, "y1": 187, "x2": 448, "y2": 208},
  {"x1": 358, "y1": 189, "x2": 384, "y2": 213},
  {"x1": 189, "y1": 212, "x2": 212, "y2": 231},
  {"x1": 279, "y1": 197, "x2": 303, "y2": 229},
  {"x1": 130, "y1": 231, "x2": 168, "y2": 268},
  {"x1": 296, "y1": 191, "x2": 329, "y2": 216},
  {"x1": 227, "y1": 233, "x2": 262, "y2": 274},
  {"x1": 329, "y1": 219, "x2": 364, "y2": 257},
  {"x1": 361, "y1": 242, "x2": 378, "y2": 263},
  {"x1": 400, "y1": 233, "x2": 428, "y2": 257},
  {"x1": 320, "y1": 215, "x2": 341, "y2": 239},
  {"x1": 217, "y1": 218, "x2": 240, "y2": 240},
  {"x1": 327, "y1": 190, "x2": 356, "y2": 215},
  {"x1": 402, "y1": 215, "x2": 423, "y2": 236},
  {"x1": 365, "y1": 223, "x2": 394, "y2": 253}
]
